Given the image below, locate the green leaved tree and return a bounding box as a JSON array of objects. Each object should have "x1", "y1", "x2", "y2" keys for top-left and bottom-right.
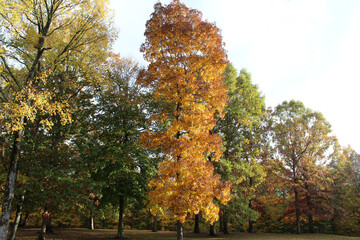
[
  {"x1": 0, "y1": 0, "x2": 115, "y2": 238},
  {"x1": 91, "y1": 55, "x2": 155, "y2": 239},
  {"x1": 216, "y1": 65, "x2": 265, "y2": 233}
]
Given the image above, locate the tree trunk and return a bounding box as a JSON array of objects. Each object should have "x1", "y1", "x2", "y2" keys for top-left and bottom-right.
[
  {"x1": 177, "y1": 220, "x2": 183, "y2": 240},
  {"x1": 90, "y1": 211, "x2": 94, "y2": 230},
  {"x1": 308, "y1": 212, "x2": 314, "y2": 233},
  {"x1": 209, "y1": 223, "x2": 217, "y2": 236},
  {"x1": 306, "y1": 194, "x2": 314, "y2": 233},
  {"x1": 223, "y1": 213, "x2": 229, "y2": 234},
  {"x1": 38, "y1": 208, "x2": 49, "y2": 240},
  {"x1": 193, "y1": 214, "x2": 200, "y2": 233},
  {"x1": 116, "y1": 196, "x2": 125, "y2": 239},
  {"x1": 9, "y1": 207, "x2": 21, "y2": 240},
  {"x1": 248, "y1": 219, "x2": 253, "y2": 233},
  {"x1": 152, "y1": 215, "x2": 158, "y2": 232},
  {"x1": 9, "y1": 194, "x2": 25, "y2": 240},
  {"x1": 219, "y1": 213, "x2": 223, "y2": 233},
  {"x1": 248, "y1": 199, "x2": 253, "y2": 233},
  {"x1": 0, "y1": 130, "x2": 22, "y2": 240},
  {"x1": 292, "y1": 163, "x2": 301, "y2": 234},
  {"x1": 46, "y1": 215, "x2": 53, "y2": 234},
  {"x1": 294, "y1": 189, "x2": 301, "y2": 234},
  {"x1": 331, "y1": 209, "x2": 338, "y2": 234},
  {"x1": 22, "y1": 212, "x2": 29, "y2": 227}
]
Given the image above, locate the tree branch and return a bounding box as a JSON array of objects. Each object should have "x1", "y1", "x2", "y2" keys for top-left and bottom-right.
[{"x1": 0, "y1": 56, "x2": 21, "y2": 89}]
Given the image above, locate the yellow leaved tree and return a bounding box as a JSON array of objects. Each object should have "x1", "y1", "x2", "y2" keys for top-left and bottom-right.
[
  {"x1": 0, "y1": 0, "x2": 115, "y2": 238},
  {"x1": 137, "y1": 1, "x2": 230, "y2": 239}
]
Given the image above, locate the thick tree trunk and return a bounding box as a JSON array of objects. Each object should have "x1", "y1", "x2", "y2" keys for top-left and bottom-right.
[
  {"x1": 248, "y1": 219, "x2": 253, "y2": 233},
  {"x1": 293, "y1": 165, "x2": 301, "y2": 235},
  {"x1": 0, "y1": 130, "x2": 22, "y2": 240},
  {"x1": 9, "y1": 194, "x2": 25, "y2": 240},
  {"x1": 306, "y1": 194, "x2": 315, "y2": 233},
  {"x1": 248, "y1": 175, "x2": 255, "y2": 233},
  {"x1": 46, "y1": 215, "x2": 53, "y2": 234},
  {"x1": 223, "y1": 213, "x2": 229, "y2": 234},
  {"x1": 193, "y1": 214, "x2": 200, "y2": 233},
  {"x1": 219, "y1": 213, "x2": 224, "y2": 233},
  {"x1": 248, "y1": 220, "x2": 254, "y2": 233},
  {"x1": 177, "y1": 220, "x2": 183, "y2": 240},
  {"x1": 248, "y1": 199, "x2": 253, "y2": 233},
  {"x1": 116, "y1": 197, "x2": 125, "y2": 239},
  {"x1": 331, "y1": 214, "x2": 337, "y2": 234},
  {"x1": 209, "y1": 223, "x2": 217, "y2": 236},
  {"x1": 308, "y1": 213, "x2": 314, "y2": 233},
  {"x1": 152, "y1": 215, "x2": 158, "y2": 232},
  {"x1": 294, "y1": 189, "x2": 301, "y2": 234}
]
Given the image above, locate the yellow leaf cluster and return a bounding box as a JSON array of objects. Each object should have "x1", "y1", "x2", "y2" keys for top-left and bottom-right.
[
  {"x1": 140, "y1": 0, "x2": 231, "y2": 224},
  {"x1": 0, "y1": 71, "x2": 72, "y2": 132},
  {"x1": 1, "y1": 0, "x2": 116, "y2": 133},
  {"x1": 148, "y1": 155, "x2": 231, "y2": 223}
]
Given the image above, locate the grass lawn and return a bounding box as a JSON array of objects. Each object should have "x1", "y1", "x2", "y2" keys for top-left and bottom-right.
[{"x1": 13, "y1": 228, "x2": 360, "y2": 240}]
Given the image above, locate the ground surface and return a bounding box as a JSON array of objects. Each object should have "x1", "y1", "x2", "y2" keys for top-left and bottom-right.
[{"x1": 13, "y1": 228, "x2": 360, "y2": 240}]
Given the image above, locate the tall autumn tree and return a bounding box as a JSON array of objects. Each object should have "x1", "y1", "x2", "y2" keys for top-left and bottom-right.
[
  {"x1": 271, "y1": 100, "x2": 334, "y2": 234},
  {"x1": 0, "y1": 0, "x2": 115, "y2": 238},
  {"x1": 137, "y1": 1, "x2": 230, "y2": 239}
]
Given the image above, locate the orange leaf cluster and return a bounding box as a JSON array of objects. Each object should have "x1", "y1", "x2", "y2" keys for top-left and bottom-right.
[{"x1": 138, "y1": 0, "x2": 230, "y2": 224}]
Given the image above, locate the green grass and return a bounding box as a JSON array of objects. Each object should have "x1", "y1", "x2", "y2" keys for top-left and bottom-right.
[{"x1": 14, "y1": 228, "x2": 360, "y2": 240}]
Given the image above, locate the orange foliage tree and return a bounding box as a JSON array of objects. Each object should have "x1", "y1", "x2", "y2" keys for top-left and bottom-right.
[
  {"x1": 137, "y1": 0, "x2": 230, "y2": 238},
  {"x1": 271, "y1": 100, "x2": 335, "y2": 234}
]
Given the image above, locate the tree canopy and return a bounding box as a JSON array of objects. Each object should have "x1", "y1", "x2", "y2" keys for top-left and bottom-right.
[{"x1": 137, "y1": 1, "x2": 231, "y2": 238}]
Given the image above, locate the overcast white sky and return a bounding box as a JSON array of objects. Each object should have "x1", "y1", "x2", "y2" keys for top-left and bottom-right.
[{"x1": 109, "y1": 0, "x2": 360, "y2": 153}]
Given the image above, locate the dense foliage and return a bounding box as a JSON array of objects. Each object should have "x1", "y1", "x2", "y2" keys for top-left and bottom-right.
[{"x1": 0, "y1": 0, "x2": 359, "y2": 239}]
